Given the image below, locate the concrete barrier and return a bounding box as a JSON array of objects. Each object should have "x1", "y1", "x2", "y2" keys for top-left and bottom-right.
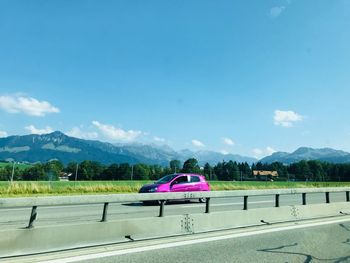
[{"x1": 0, "y1": 215, "x2": 188, "y2": 257}]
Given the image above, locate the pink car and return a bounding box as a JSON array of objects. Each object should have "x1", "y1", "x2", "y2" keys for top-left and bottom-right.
[{"x1": 139, "y1": 173, "x2": 210, "y2": 203}]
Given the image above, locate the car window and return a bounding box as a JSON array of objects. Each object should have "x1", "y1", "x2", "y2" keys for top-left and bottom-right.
[
  {"x1": 156, "y1": 174, "x2": 178, "y2": 184},
  {"x1": 173, "y1": 176, "x2": 188, "y2": 184},
  {"x1": 190, "y1": 176, "x2": 200, "y2": 182}
]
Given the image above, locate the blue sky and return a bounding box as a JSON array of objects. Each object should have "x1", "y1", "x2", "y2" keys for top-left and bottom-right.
[{"x1": 0, "y1": 0, "x2": 349, "y2": 158}]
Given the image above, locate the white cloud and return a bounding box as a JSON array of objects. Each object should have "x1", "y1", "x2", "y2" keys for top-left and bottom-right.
[
  {"x1": 66, "y1": 127, "x2": 99, "y2": 140},
  {"x1": 92, "y1": 121, "x2": 142, "y2": 141},
  {"x1": 191, "y1": 139, "x2": 205, "y2": 148},
  {"x1": 266, "y1": 146, "x2": 277, "y2": 155},
  {"x1": 270, "y1": 6, "x2": 286, "y2": 17},
  {"x1": 153, "y1": 136, "x2": 166, "y2": 143},
  {"x1": 25, "y1": 125, "x2": 54, "y2": 135},
  {"x1": 220, "y1": 150, "x2": 230, "y2": 155},
  {"x1": 0, "y1": 131, "x2": 8, "y2": 137},
  {"x1": 252, "y1": 146, "x2": 277, "y2": 159},
  {"x1": 222, "y1": 137, "x2": 235, "y2": 146},
  {"x1": 274, "y1": 110, "x2": 303, "y2": 127},
  {"x1": 0, "y1": 95, "x2": 59, "y2": 117},
  {"x1": 252, "y1": 148, "x2": 264, "y2": 158}
]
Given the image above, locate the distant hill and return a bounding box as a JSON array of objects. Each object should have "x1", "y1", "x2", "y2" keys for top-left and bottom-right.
[
  {"x1": 260, "y1": 147, "x2": 350, "y2": 164},
  {"x1": 0, "y1": 131, "x2": 139, "y2": 165},
  {"x1": 180, "y1": 150, "x2": 257, "y2": 166},
  {"x1": 0, "y1": 131, "x2": 257, "y2": 165}
]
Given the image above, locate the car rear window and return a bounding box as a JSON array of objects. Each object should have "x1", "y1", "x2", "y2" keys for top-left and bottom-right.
[{"x1": 190, "y1": 176, "x2": 200, "y2": 182}]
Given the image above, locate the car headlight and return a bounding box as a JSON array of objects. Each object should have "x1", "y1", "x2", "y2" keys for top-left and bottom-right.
[{"x1": 148, "y1": 187, "x2": 158, "y2": 192}]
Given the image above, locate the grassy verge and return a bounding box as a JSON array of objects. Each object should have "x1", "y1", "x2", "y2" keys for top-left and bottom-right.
[
  {"x1": 1, "y1": 181, "x2": 350, "y2": 197},
  {"x1": 0, "y1": 181, "x2": 148, "y2": 197},
  {"x1": 209, "y1": 181, "x2": 350, "y2": 191}
]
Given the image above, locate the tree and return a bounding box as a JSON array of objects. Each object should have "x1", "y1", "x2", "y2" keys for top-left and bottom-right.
[
  {"x1": 297, "y1": 160, "x2": 312, "y2": 181},
  {"x1": 203, "y1": 163, "x2": 213, "y2": 180},
  {"x1": 23, "y1": 164, "x2": 46, "y2": 180},
  {"x1": 214, "y1": 162, "x2": 225, "y2": 181},
  {"x1": 118, "y1": 163, "x2": 132, "y2": 180},
  {"x1": 308, "y1": 160, "x2": 326, "y2": 181},
  {"x1": 65, "y1": 162, "x2": 79, "y2": 181},
  {"x1": 102, "y1": 164, "x2": 119, "y2": 180},
  {"x1": 270, "y1": 162, "x2": 288, "y2": 180},
  {"x1": 0, "y1": 165, "x2": 14, "y2": 181},
  {"x1": 238, "y1": 162, "x2": 251, "y2": 180},
  {"x1": 149, "y1": 165, "x2": 164, "y2": 180},
  {"x1": 78, "y1": 161, "x2": 105, "y2": 180},
  {"x1": 169, "y1": 160, "x2": 181, "y2": 174},
  {"x1": 182, "y1": 158, "x2": 201, "y2": 174},
  {"x1": 225, "y1": 161, "x2": 240, "y2": 181},
  {"x1": 133, "y1": 163, "x2": 150, "y2": 180},
  {"x1": 45, "y1": 160, "x2": 64, "y2": 181},
  {"x1": 255, "y1": 162, "x2": 263, "y2": 171}
]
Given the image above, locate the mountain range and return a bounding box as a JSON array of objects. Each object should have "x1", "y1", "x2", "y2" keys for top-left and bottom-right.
[
  {"x1": 0, "y1": 131, "x2": 256, "y2": 165},
  {"x1": 260, "y1": 147, "x2": 350, "y2": 164},
  {"x1": 1, "y1": 131, "x2": 350, "y2": 165}
]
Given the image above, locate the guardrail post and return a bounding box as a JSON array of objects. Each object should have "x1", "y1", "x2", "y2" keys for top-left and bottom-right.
[
  {"x1": 243, "y1": 196, "x2": 248, "y2": 210},
  {"x1": 346, "y1": 191, "x2": 350, "y2": 202},
  {"x1": 101, "y1": 202, "x2": 109, "y2": 222},
  {"x1": 302, "y1": 193, "x2": 306, "y2": 205},
  {"x1": 27, "y1": 206, "x2": 37, "y2": 228},
  {"x1": 159, "y1": 200, "x2": 165, "y2": 217},
  {"x1": 205, "y1": 198, "x2": 210, "y2": 214},
  {"x1": 275, "y1": 194, "x2": 280, "y2": 207},
  {"x1": 326, "y1": 192, "x2": 330, "y2": 203}
]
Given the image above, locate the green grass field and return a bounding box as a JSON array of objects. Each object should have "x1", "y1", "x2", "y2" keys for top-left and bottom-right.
[
  {"x1": 0, "y1": 162, "x2": 32, "y2": 170},
  {"x1": 1, "y1": 180, "x2": 350, "y2": 197}
]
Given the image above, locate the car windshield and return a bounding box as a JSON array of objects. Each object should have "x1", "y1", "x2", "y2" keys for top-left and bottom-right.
[{"x1": 156, "y1": 174, "x2": 178, "y2": 184}]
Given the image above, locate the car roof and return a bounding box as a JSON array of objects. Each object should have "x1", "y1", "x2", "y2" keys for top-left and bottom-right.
[
  {"x1": 172, "y1": 173, "x2": 206, "y2": 179},
  {"x1": 174, "y1": 173, "x2": 202, "y2": 177}
]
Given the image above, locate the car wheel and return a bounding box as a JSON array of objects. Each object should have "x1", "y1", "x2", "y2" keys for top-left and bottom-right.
[{"x1": 199, "y1": 198, "x2": 206, "y2": 203}]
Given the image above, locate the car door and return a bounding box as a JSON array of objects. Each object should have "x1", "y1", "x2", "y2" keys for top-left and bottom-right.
[
  {"x1": 188, "y1": 175, "x2": 201, "y2": 191},
  {"x1": 170, "y1": 175, "x2": 189, "y2": 192}
]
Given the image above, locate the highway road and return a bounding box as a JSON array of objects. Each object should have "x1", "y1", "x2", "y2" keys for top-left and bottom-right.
[
  {"x1": 0, "y1": 192, "x2": 348, "y2": 229},
  {"x1": 82, "y1": 217, "x2": 350, "y2": 263},
  {"x1": 6, "y1": 216, "x2": 350, "y2": 263}
]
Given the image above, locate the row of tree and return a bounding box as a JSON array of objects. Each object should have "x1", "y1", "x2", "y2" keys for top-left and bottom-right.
[{"x1": 1, "y1": 158, "x2": 350, "y2": 182}]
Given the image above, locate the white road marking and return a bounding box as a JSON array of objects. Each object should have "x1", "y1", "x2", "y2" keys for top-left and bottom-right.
[{"x1": 39, "y1": 217, "x2": 350, "y2": 263}]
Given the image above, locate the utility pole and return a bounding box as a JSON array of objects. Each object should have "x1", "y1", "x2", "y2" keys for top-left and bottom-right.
[
  {"x1": 131, "y1": 165, "x2": 134, "y2": 180},
  {"x1": 11, "y1": 161, "x2": 15, "y2": 183},
  {"x1": 75, "y1": 163, "x2": 79, "y2": 182}
]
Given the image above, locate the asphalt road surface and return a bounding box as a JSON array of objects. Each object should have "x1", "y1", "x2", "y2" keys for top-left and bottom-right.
[
  {"x1": 82, "y1": 217, "x2": 350, "y2": 263},
  {"x1": 0, "y1": 192, "x2": 348, "y2": 229}
]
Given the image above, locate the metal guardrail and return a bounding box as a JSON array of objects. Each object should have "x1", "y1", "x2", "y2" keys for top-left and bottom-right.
[{"x1": 1, "y1": 187, "x2": 350, "y2": 228}]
